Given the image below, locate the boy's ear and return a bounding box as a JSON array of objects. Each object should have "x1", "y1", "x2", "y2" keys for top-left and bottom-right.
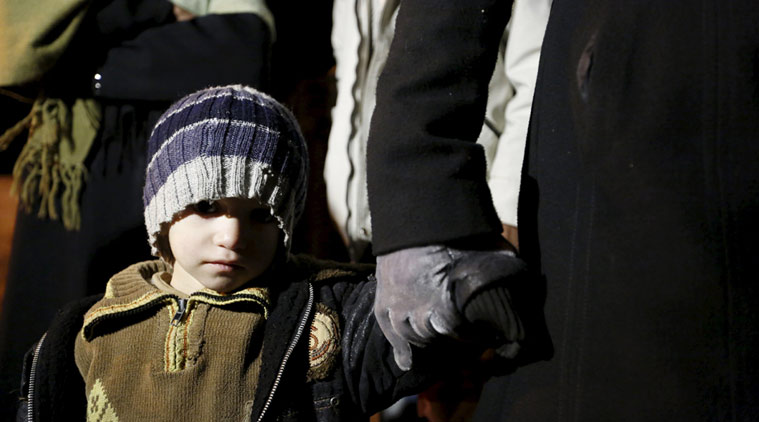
[{"x1": 156, "y1": 224, "x2": 175, "y2": 264}]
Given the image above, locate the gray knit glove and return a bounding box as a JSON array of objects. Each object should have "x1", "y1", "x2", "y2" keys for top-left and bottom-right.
[{"x1": 374, "y1": 244, "x2": 526, "y2": 370}]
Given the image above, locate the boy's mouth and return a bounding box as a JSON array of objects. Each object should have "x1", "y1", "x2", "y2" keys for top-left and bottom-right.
[{"x1": 207, "y1": 261, "x2": 245, "y2": 271}]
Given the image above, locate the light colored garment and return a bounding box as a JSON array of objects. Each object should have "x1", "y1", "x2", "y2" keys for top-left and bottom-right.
[
  {"x1": 324, "y1": 0, "x2": 551, "y2": 255},
  {"x1": 169, "y1": 0, "x2": 274, "y2": 37}
]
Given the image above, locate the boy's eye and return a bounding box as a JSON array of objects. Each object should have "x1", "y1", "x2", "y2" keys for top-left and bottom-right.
[
  {"x1": 192, "y1": 200, "x2": 219, "y2": 214},
  {"x1": 250, "y1": 208, "x2": 274, "y2": 224}
]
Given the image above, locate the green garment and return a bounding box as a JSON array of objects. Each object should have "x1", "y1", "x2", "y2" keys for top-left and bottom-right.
[{"x1": 0, "y1": 0, "x2": 90, "y2": 86}]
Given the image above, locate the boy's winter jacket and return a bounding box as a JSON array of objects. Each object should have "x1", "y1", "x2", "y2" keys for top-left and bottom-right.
[{"x1": 18, "y1": 255, "x2": 442, "y2": 421}]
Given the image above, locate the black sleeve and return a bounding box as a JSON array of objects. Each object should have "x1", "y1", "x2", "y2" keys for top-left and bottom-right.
[
  {"x1": 94, "y1": 13, "x2": 271, "y2": 101},
  {"x1": 91, "y1": 0, "x2": 175, "y2": 42},
  {"x1": 40, "y1": 0, "x2": 175, "y2": 95},
  {"x1": 339, "y1": 275, "x2": 472, "y2": 414},
  {"x1": 18, "y1": 295, "x2": 102, "y2": 421},
  {"x1": 366, "y1": 0, "x2": 513, "y2": 255},
  {"x1": 339, "y1": 277, "x2": 423, "y2": 414}
]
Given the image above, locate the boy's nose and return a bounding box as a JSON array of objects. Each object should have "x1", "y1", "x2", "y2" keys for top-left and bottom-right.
[{"x1": 214, "y1": 215, "x2": 247, "y2": 250}]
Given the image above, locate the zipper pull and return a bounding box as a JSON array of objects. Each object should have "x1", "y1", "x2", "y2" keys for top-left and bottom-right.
[{"x1": 171, "y1": 298, "x2": 188, "y2": 326}]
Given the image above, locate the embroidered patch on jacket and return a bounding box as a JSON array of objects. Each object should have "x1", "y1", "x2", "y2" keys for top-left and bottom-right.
[
  {"x1": 307, "y1": 304, "x2": 341, "y2": 382},
  {"x1": 87, "y1": 378, "x2": 119, "y2": 421}
]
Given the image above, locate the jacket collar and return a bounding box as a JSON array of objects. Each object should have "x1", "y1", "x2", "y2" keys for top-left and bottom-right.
[{"x1": 82, "y1": 260, "x2": 270, "y2": 341}]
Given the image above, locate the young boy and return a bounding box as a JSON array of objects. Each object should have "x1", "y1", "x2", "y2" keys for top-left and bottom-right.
[{"x1": 18, "y1": 85, "x2": 518, "y2": 421}]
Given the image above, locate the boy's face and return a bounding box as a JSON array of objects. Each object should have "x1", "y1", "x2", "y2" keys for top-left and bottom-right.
[{"x1": 167, "y1": 197, "x2": 280, "y2": 295}]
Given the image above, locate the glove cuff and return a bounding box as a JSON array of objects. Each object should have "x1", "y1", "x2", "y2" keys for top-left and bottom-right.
[
  {"x1": 462, "y1": 286, "x2": 524, "y2": 344},
  {"x1": 450, "y1": 249, "x2": 526, "y2": 311},
  {"x1": 463, "y1": 286, "x2": 511, "y2": 325}
]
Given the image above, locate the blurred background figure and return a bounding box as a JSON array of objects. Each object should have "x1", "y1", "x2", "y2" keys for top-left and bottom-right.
[{"x1": 0, "y1": 0, "x2": 274, "y2": 416}]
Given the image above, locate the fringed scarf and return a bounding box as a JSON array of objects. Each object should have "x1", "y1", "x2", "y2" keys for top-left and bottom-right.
[
  {"x1": 1, "y1": 98, "x2": 100, "y2": 230},
  {"x1": 0, "y1": 0, "x2": 97, "y2": 230}
]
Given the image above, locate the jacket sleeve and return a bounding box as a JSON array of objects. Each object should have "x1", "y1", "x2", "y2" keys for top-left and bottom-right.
[
  {"x1": 338, "y1": 275, "x2": 469, "y2": 415},
  {"x1": 93, "y1": 12, "x2": 271, "y2": 101},
  {"x1": 17, "y1": 295, "x2": 101, "y2": 421},
  {"x1": 366, "y1": 0, "x2": 514, "y2": 255}
]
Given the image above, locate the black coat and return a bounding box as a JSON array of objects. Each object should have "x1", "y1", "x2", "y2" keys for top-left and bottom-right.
[{"x1": 367, "y1": 0, "x2": 759, "y2": 420}]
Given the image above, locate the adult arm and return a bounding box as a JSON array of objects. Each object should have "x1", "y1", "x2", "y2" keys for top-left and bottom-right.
[
  {"x1": 366, "y1": 0, "x2": 530, "y2": 370},
  {"x1": 366, "y1": 0, "x2": 512, "y2": 255}
]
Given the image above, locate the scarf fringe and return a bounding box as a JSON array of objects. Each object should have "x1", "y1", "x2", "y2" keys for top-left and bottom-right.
[
  {"x1": 4, "y1": 97, "x2": 98, "y2": 231},
  {"x1": 9, "y1": 109, "x2": 86, "y2": 231},
  {"x1": 0, "y1": 108, "x2": 34, "y2": 151}
]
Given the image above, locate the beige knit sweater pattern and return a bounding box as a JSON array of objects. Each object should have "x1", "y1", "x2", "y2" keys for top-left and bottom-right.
[{"x1": 74, "y1": 260, "x2": 271, "y2": 422}]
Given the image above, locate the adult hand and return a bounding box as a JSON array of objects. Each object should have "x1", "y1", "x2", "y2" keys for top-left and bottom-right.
[
  {"x1": 172, "y1": 5, "x2": 195, "y2": 21},
  {"x1": 502, "y1": 223, "x2": 519, "y2": 251},
  {"x1": 374, "y1": 242, "x2": 526, "y2": 370}
]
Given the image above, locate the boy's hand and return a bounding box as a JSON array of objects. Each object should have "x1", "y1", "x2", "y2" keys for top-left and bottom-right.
[{"x1": 374, "y1": 243, "x2": 526, "y2": 370}]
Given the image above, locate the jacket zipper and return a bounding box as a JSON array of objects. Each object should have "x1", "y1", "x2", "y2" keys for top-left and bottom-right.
[
  {"x1": 255, "y1": 283, "x2": 314, "y2": 422},
  {"x1": 171, "y1": 298, "x2": 189, "y2": 326},
  {"x1": 27, "y1": 332, "x2": 47, "y2": 422}
]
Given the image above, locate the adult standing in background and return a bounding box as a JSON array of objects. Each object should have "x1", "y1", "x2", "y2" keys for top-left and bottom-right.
[
  {"x1": 325, "y1": 0, "x2": 550, "y2": 261},
  {"x1": 367, "y1": 0, "x2": 759, "y2": 420},
  {"x1": 0, "y1": 0, "x2": 272, "y2": 416},
  {"x1": 326, "y1": 1, "x2": 549, "y2": 419}
]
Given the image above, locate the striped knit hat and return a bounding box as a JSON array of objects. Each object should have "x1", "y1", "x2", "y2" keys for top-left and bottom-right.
[{"x1": 143, "y1": 85, "x2": 308, "y2": 256}]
